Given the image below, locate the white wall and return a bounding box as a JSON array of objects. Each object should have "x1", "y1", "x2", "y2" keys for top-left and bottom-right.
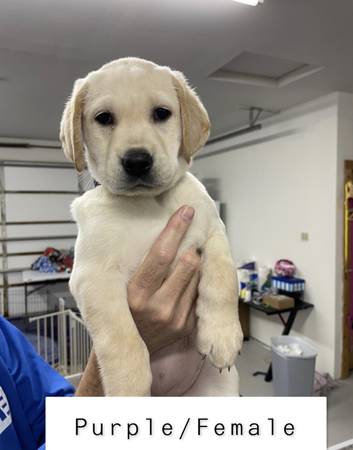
[{"x1": 193, "y1": 93, "x2": 353, "y2": 377}]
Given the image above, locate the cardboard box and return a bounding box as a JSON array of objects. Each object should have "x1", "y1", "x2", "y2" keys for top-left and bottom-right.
[{"x1": 262, "y1": 294, "x2": 294, "y2": 310}]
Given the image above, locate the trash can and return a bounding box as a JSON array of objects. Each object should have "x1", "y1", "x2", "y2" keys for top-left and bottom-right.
[{"x1": 271, "y1": 336, "x2": 317, "y2": 396}]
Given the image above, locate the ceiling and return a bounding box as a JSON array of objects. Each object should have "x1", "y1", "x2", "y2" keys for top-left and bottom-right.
[{"x1": 0, "y1": 0, "x2": 353, "y2": 141}]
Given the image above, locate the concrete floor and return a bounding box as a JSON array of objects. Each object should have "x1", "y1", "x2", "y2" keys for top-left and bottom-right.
[{"x1": 237, "y1": 339, "x2": 353, "y2": 448}]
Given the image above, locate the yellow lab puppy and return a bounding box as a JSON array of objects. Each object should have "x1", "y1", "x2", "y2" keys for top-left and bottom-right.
[{"x1": 60, "y1": 57, "x2": 243, "y2": 396}]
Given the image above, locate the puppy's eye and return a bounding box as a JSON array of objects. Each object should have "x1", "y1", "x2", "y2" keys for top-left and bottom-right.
[
  {"x1": 95, "y1": 111, "x2": 115, "y2": 126},
  {"x1": 153, "y1": 107, "x2": 172, "y2": 122}
]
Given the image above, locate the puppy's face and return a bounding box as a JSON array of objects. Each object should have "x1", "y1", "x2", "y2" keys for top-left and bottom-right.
[
  {"x1": 60, "y1": 58, "x2": 210, "y2": 196},
  {"x1": 83, "y1": 62, "x2": 184, "y2": 195}
]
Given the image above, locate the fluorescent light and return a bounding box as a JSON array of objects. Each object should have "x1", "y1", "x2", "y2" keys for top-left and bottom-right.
[{"x1": 232, "y1": 0, "x2": 263, "y2": 5}]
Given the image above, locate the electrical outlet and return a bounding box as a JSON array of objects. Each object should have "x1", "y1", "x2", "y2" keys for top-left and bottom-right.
[{"x1": 301, "y1": 232, "x2": 309, "y2": 241}]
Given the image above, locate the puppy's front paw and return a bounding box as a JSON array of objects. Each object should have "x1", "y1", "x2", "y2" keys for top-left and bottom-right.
[{"x1": 197, "y1": 317, "x2": 243, "y2": 369}]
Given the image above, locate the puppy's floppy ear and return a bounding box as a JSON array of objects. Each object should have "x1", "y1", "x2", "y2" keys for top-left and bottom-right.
[
  {"x1": 60, "y1": 79, "x2": 87, "y2": 172},
  {"x1": 172, "y1": 71, "x2": 210, "y2": 163}
]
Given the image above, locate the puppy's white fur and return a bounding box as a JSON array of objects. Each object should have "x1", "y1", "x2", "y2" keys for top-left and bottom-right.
[{"x1": 60, "y1": 57, "x2": 243, "y2": 396}]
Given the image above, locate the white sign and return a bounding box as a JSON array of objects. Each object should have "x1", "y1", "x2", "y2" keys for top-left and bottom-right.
[{"x1": 46, "y1": 397, "x2": 327, "y2": 450}]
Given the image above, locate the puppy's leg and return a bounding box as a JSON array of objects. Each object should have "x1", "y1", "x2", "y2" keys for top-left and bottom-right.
[
  {"x1": 71, "y1": 270, "x2": 152, "y2": 396},
  {"x1": 196, "y1": 228, "x2": 243, "y2": 371},
  {"x1": 184, "y1": 359, "x2": 239, "y2": 396}
]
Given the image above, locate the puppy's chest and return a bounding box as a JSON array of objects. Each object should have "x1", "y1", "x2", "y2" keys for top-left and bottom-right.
[{"x1": 87, "y1": 199, "x2": 208, "y2": 274}]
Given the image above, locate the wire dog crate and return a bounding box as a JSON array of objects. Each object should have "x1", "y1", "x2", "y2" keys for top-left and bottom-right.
[{"x1": 29, "y1": 298, "x2": 92, "y2": 376}]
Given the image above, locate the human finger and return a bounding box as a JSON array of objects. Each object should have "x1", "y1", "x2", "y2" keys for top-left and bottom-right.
[{"x1": 128, "y1": 205, "x2": 195, "y2": 299}]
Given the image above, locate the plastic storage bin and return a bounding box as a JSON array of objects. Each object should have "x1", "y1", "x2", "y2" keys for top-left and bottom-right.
[
  {"x1": 271, "y1": 336, "x2": 317, "y2": 396},
  {"x1": 272, "y1": 276, "x2": 305, "y2": 293}
]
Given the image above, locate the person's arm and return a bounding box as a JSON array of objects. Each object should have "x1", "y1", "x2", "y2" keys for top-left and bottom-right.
[
  {"x1": 75, "y1": 351, "x2": 104, "y2": 396},
  {"x1": 76, "y1": 205, "x2": 200, "y2": 396},
  {"x1": 0, "y1": 316, "x2": 75, "y2": 450}
]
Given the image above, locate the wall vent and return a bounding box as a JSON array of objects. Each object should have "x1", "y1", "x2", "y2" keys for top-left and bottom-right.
[{"x1": 209, "y1": 51, "x2": 323, "y2": 87}]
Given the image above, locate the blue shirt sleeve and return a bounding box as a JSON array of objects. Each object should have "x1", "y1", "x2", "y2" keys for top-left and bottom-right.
[{"x1": 0, "y1": 316, "x2": 75, "y2": 449}]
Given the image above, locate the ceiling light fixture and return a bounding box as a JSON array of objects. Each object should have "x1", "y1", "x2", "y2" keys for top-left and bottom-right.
[{"x1": 232, "y1": 0, "x2": 264, "y2": 6}]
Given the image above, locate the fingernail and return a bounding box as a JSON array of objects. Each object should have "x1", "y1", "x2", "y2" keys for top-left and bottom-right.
[{"x1": 181, "y1": 206, "x2": 194, "y2": 222}]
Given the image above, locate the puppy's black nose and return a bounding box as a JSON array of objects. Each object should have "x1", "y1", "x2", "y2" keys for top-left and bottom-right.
[{"x1": 121, "y1": 149, "x2": 153, "y2": 177}]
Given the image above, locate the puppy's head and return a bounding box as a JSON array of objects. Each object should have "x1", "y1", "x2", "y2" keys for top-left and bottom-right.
[{"x1": 60, "y1": 57, "x2": 210, "y2": 196}]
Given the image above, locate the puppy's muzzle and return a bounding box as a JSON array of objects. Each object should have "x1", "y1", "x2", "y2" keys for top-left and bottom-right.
[{"x1": 121, "y1": 149, "x2": 153, "y2": 178}]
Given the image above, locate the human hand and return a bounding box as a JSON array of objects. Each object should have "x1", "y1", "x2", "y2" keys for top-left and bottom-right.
[{"x1": 127, "y1": 205, "x2": 201, "y2": 355}]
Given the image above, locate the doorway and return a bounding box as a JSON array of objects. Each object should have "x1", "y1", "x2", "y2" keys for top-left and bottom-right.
[{"x1": 342, "y1": 160, "x2": 353, "y2": 378}]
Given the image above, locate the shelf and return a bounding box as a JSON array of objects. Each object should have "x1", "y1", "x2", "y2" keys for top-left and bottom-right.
[
  {"x1": 240, "y1": 298, "x2": 314, "y2": 316},
  {"x1": 5, "y1": 190, "x2": 79, "y2": 195},
  {"x1": 0, "y1": 251, "x2": 43, "y2": 257},
  {"x1": 1, "y1": 267, "x2": 30, "y2": 274},
  {"x1": 0, "y1": 235, "x2": 76, "y2": 243},
  {"x1": 6, "y1": 220, "x2": 75, "y2": 225},
  {"x1": 0, "y1": 160, "x2": 74, "y2": 169}
]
